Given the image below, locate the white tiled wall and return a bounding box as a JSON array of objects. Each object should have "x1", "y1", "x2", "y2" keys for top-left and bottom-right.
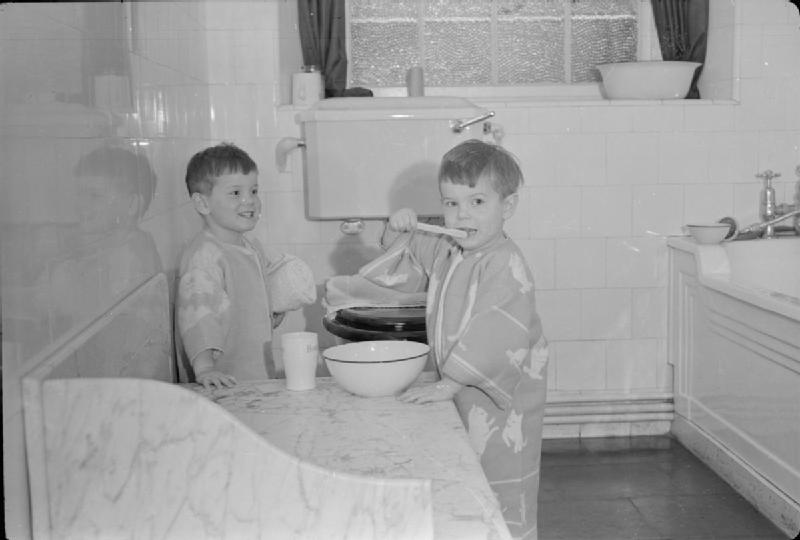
[
  {"x1": 261, "y1": 1, "x2": 800, "y2": 406},
  {"x1": 2, "y1": 1, "x2": 800, "y2": 537}
]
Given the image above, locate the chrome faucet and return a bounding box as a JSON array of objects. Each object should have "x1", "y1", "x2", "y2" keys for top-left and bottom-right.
[
  {"x1": 733, "y1": 208, "x2": 800, "y2": 239},
  {"x1": 795, "y1": 165, "x2": 800, "y2": 235},
  {"x1": 755, "y1": 168, "x2": 800, "y2": 238},
  {"x1": 757, "y1": 169, "x2": 780, "y2": 238}
]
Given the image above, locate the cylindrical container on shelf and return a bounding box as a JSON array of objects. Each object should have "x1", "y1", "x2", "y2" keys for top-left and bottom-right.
[
  {"x1": 292, "y1": 65, "x2": 324, "y2": 108},
  {"x1": 406, "y1": 66, "x2": 424, "y2": 97}
]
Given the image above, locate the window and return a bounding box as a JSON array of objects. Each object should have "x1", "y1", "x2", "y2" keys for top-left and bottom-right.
[{"x1": 347, "y1": 0, "x2": 658, "y2": 96}]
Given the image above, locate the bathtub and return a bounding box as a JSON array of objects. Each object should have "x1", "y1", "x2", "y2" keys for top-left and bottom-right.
[{"x1": 668, "y1": 236, "x2": 800, "y2": 537}]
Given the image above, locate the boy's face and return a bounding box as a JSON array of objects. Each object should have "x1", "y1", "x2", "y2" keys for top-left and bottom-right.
[
  {"x1": 440, "y1": 176, "x2": 517, "y2": 252},
  {"x1": 193, "y1": 171, "x2": 261, "y2": 244}
]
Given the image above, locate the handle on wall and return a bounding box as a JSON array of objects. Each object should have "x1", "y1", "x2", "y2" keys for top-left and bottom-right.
[
  {"x1": 451, "y1": 111, "x2": 495, "y2": 133},
  {"x1": 275, "y1": 137, "x2": 306, "y2": 172}
]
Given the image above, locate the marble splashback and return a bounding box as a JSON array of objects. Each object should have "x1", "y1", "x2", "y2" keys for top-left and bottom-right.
[
  {"x1": 33, "y1": 378, "x2": 433, "y2": 539},
  {"x1": 192, "y1": 378, "x2": 512, "y2": 539}
]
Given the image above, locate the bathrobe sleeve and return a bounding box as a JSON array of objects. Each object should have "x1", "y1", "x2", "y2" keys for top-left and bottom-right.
[
  {"x1": 176, "y1": 240, "x2": 231, "y2": 365},
  {"x1": 440, "y1": 248, "x2": 544, "y2": 410},
  {"x1": 358, "y1": 231, "x2": 444, "y2": 292}
]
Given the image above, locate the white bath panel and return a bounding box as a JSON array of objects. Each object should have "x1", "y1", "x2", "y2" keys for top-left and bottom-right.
[{"x1": 668, "y1": 236, "x2": 800, "y2": 538}]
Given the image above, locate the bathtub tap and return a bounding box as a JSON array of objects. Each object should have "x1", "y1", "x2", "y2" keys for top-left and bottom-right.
[
  {"x1": 723, "y1": 208, "x2": 800, "y2": 240},
  {"x1": 755, "y1": 168, "x2": 800, "y2": 238}
]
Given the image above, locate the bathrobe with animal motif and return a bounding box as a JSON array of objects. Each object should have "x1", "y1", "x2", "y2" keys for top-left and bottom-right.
[{"x1": 359, "y1": 230, "x2": 548, "y2": 540}]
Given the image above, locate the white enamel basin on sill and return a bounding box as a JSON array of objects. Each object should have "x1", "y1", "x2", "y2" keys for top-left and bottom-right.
[{"x1": 597, "y1": 60, "x2": 701, "y2": 100}]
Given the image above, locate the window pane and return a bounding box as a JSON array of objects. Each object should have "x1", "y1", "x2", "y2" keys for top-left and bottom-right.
[
  {"x1": 498, "y1": 19, "x2": 565, "y2": 84},
  {"x1": 350, "y1": 21, "x2": 419, "y2": 86},
  {"x1": 571, "y1": 0, "x2": 637, "y2": 83},
  {"x1": 347, "y1": 0, "x2": 640, "y2": 88},
  {"x1": 497, "y1": 1, "x2": 565, "y2": 84},
  {"x1": 423, "y1": 21, "x2": 492, "y2": 86},
  {"x1": 422, "y1": 0, "x2": 490, "y2": 18},
  {"x1": 571, "y1": 0, "x2": 636, "y2": 17},
  {"x1": 350, "y1": 0, "x2": 418, "y2": 19},
  {"x1": 498, "y1": 0, "x2": 564, "y2": 17}
]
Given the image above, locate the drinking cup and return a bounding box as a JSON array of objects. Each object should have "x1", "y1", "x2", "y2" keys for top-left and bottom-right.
[{"x1": 281, "y1": 332, "x2": 318, "y2": 391}]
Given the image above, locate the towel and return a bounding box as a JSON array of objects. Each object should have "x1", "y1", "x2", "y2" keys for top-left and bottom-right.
[
  {"x1": 267, "y1": 254, "x2": 317, "y2": 313},
  {"x1": 324, "y1": 234, "x2": 428, "y2": 314}
]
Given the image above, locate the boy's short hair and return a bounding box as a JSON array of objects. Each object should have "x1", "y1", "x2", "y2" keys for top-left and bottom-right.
[
  {"x1": 185, "y1": 142, "x2": 257, "y2": 195},
  {"x1": 438, "y1": 139, "x2": 523, "y2": 198}
]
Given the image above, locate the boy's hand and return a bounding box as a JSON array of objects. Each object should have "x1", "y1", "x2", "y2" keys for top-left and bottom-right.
[
  {"x1": 196, "y1": 369, "x2": 237, "y2": 391},
  {"x1": 398, "y1": 377, "x2": 463, "y2": 404},
  {"x1": 388, "y1": 208, "x2": 418, "y2": 233}
]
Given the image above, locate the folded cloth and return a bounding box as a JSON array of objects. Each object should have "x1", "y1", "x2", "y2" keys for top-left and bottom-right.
[
  {"x1": 267, "y1": 254, "x2": 317, "y2": 312},
  {"x1": 324, "y1": 234, "x2": 428, "y2": 314},
  {"x1": 324, "y1": 275, "x2": 426, "y2": 314}
]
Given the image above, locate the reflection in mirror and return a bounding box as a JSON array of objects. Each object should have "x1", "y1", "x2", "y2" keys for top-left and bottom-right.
[
  {"x1": 52, "y1": 146, "x2": 162, "y2": 334},
  {"x1": 1, "y1": 145, "x2": 162, "y2": 359}
]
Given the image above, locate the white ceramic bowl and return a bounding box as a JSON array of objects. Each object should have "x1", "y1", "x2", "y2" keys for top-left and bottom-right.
[
  {"x1": 597, "y1": 61, "x2": 701, "y2": 100},
  {"x1": 323, "y1": 340, "x2": 429, "y2": 397},
  {"x1": 686, "y1": 223, "x2": 730, "y2": 244}
]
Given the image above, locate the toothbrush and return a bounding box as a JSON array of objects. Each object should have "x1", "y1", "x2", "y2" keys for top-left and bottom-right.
[{"x1": 416, "y1": 222, "x2": 468, "y2": 239}]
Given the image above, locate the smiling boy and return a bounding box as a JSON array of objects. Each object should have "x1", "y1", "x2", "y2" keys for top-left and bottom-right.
[{"x1": 176, "y1": 143, "x2": 315, "y2": 389}]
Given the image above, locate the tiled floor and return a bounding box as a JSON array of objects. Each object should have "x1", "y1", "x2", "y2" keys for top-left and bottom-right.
[{"x1": 538, "y1": 436, "x2": 791, "y2": 540}]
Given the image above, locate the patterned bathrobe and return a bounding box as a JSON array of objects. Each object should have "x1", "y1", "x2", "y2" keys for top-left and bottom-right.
[
  {"x1": 358, "y1": 231, "x2": 548, "y2": 540},
  {"x1": 176, "y1": 231, "x2": 278, "y2": 383}
]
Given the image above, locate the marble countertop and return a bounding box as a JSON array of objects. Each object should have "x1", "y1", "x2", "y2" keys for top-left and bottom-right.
[{"x1": 191, "y1": 377, "x2": 512, "y2": 540}]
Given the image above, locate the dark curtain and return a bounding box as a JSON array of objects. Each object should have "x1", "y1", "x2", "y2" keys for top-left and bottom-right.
[
  {"x1": 297, "y1": 0, "x2": 348, "y2": 98},
  {"x1": 650, "y1": 0, "x2": 708, "y2": 99}
]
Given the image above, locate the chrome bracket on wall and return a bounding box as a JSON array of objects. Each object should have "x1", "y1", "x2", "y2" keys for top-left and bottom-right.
[
  {"x1": 451, "y1": 111, "x2": 495, "y2": 133},
  {"x1": 275, "y1": 137, "x2": 306, "y2": 172}
]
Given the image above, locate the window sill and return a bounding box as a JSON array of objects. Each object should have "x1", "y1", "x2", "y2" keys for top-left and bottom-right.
[
  {"x1": 354, "y1": 84, "x2": 738, "y2": 108},
  {"x1": 277, "y1": 82, "x2": 738, "y2": 114},
  {"x1": 372, "y1": 84, "x2": 605, "y2": 100},
  {"x1": 470, "y1": 96, "x2": 739, "y2": 108},
  {"x1": 278, "y1": 96, "x2": 739, "y2": 115}
]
